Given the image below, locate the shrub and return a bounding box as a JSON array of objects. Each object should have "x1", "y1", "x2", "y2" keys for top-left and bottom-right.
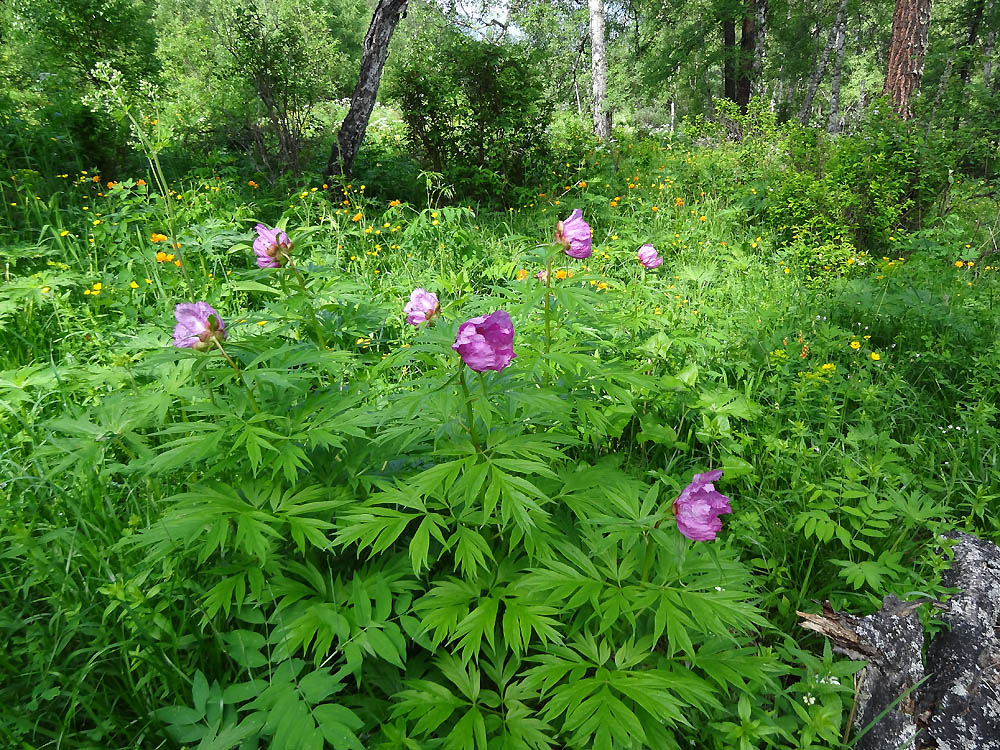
[{"x1": 386, "y1": 26, "x2": 551, "y2": 200}]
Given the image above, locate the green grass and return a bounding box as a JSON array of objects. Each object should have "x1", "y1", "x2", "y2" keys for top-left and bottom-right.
[{"x1": 1, "y1": 125, "x2": 999, "y2": 749}]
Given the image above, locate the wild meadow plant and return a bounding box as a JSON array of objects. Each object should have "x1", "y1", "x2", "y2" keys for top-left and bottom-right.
[
  {"x1": 88, "y1": 210, "x2": 788, "y2": 750},
  {"x1": 2, "y1": 119, "x2": 997, "y2": 749}
]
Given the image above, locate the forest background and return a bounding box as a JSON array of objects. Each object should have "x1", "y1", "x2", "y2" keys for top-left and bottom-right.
[{"x1": 1, "y1": 0, "x2": 999, "y2": 748}]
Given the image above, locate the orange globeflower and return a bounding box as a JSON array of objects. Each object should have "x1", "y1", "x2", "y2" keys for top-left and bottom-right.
[
  {"x1": 352, "y1": 212, "x2": 363, "y2": 222},
  {"x1": 155, "y1": 251, "x2": 168, "y2": 262},
  {"x1": 388, "y1": 200, "x2": 401, "y2": 207},
  {"x1": 674, "y1": 197, "x2": 684, "y2": 207},
  {"x1": 137, "y1": 179, "x2": 146, "y2": 186},
  {"x1": 516, "y1": 269, "x2": 528, "y2": 281},
  {"x1": 151, "y1": 233, "x2": 168, "y2": 243}
]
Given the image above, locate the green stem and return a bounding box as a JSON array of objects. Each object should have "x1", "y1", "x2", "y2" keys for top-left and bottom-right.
[
  {"x1": 543, "y1": 254, "x2": 553, "y2": 355},
  {"x1": 286, "y1": 257, "x2": 328, "y2": 348},
  {"x1": 640, "y1": 536, "x2": 654, "y2": 583},
  {"x1": 126, "y1": 109, "x2": 195, "y2": 300},
  {"x1": 459, "y1": 365, "x2": 482, "y2": 453},
  {"x1": 214, "y1": 340, "x2": 261, "y2": 414}
]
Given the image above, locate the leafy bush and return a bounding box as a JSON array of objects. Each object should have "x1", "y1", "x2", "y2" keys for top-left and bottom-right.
[
  {"x1": 155, "y1": 0, "x2": 362, "y2": 174},
  {"x1": 386, "y1": 26, "x2": 551, "y2": 200}
]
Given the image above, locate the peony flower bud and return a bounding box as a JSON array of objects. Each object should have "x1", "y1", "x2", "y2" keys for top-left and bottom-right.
[
  {"x1": 452, "y1": 310, "x2": 516, "y2": 372},
  {"x1": 638, "y1": 243, "x2": 663, "y2": 269},
  {"x1": 173, "y1": 302, "x2": 227, "y2": 351},
  {"x1": 404, "y1": 288, "x2": 440, "y2": 326},
  {"x1": 556, "y1": 209, "x2": 592, "y2": 259},
  {"x1": 253, "y1": 224, "x2": 292, "y2": 268},
  {"x1": 673, "y1": 470, "x2": 731, "y2": 541}
]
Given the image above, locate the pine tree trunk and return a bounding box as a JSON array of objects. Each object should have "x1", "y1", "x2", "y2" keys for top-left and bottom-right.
[
  {"x1": 589, "y1": 0, "x2": 611, "y2": 139},
  {"x1": 798, "y1": 0, "x2": 849, "y2": 124},
  {"x1": 723, "y1": 18, "x2": 737, "y2": 101},
  {"x1": 883, "y1": 0, "x2": 934, "y2": 120},
  {"x1": 736, "y1": 0, "x2": 757, "y2": 112},
  {"x1": 326, "y1": 0, "x2": 408, "y2": 180},
  {"x1": 827, "y1": 10, "x2": 849, "y2": 132}
]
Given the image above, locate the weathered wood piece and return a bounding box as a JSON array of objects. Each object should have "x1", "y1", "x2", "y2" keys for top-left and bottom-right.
[
  {"x1": 918, "y1": 532, "x2": 1000, "y2": 750},
  {"x1": 799, "y1": 596, "x2": 924, "y2": 750},
  {"x1": 797, "y1": 532, "x2": 1000, "y2": 750}
]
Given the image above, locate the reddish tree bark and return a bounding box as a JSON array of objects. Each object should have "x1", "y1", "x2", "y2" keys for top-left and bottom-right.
[
  {"x1": 883, "y1": 0, "x2": 934, "y2": 119},
  {"x1": 327, "y1": 0, "x2": 409, "y2": 180}
]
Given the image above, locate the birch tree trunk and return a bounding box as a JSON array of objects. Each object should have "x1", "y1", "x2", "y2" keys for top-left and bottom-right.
[
  {"x1": 984, "y1": 27, "x2": 995, "y2": 83},
  {"x1": 752, "y1": 0, "x2": 768, "y2": 96},
  {"x1": 926, "y1": 54, "x2": 954, "y2": 136},
  {"x1": 984, "y1": 1, "x2": 996, "y2": 83},
  {"x1": 883, "y1": 0, "x2": 934, "y2": 119},
  {"x1": 953, "y1": 0, "x2": 986, "y2": 130},
  {"x1": 589, "y1": 0, "x2": 611, "y2": 139},
  {"x1": 770, "y1": 67, "x2": 783, "y2": 112},
  {"x1": 326, "y1": 0, "x2": 409, "y2": 179},
  {"x1": 798, "y1": 0, "x2": 849, "y2": 124},
  {"x1": 827, "y1": 10, "x2": 849, "y2": 132}
]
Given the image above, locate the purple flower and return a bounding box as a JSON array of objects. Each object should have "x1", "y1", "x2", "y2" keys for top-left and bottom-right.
[
  {"x1": 253, "y1": 223, "x2": 292, "y2": 268},
  {"x1": 536, "y1": 269, "x2": 549, "y2": 283},
  {"x1": 556, "y1": 209, "x2": 592, "y2": 259},
  {"x1": 452, "y1": 310, "x2": 516, "y2": 372},
  {"x1": 173, "y1": 302, "x2": 227, "y2": 351},
  {"x1": 638, "y1": 244, "x2": 663, "y2": 269},
  {"x1": 673, "y1": 470, "x2": 732, "y2": 541},
  {"x1": 404, "y1": 288, "x2": 440, "y2": 326}
]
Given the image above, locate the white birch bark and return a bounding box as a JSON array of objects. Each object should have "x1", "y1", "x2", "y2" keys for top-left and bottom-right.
[
  {"x1": 589, "y1": 0, "x2": 611, "y2": 139},
  {"x1": 827, "y1": 13, "x2": 849, "y2": 132},
  {"x1": 798, "y1": 0, "x2": 849, "y2": 124}
]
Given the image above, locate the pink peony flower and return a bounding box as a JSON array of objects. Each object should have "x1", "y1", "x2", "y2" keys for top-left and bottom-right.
[
  {"x1": 253, "y1": 223, "x2": 292, "y2": 268},
  {"x1": 638, "y1": 243, "x2": 663, "y2": 269},
  {"x1": 452, "y1": 310, "x2": 516, "y2": 372},
  {"x1": 556, "y1": 209, "x2": 592, "y2": 259},
  {"x1": 673, "y1": 470, "x2": 731, "y2": 541},
  {"x1": 173, "y1": 302, "x2": 227, "y2": 351},
  {"x1": 404, "y1": 288, "x2": 440, "y2": 326}
]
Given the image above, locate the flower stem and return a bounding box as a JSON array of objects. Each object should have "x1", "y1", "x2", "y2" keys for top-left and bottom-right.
[
  {"x1": 459, "y1": 365, "x2": 482, "y2": 453},
  {"x1": 214, "y1": 340, "x2": 261, "y2": 414},
  {"x1": 640, "y1": 536, "x2": 654, "y2": 583},
  {"x1": 285, "y1": 258, "x2": 327, "y2": 349},
  {"x1": 543, "y1": 254, "x2": 553, "y2": 355}
]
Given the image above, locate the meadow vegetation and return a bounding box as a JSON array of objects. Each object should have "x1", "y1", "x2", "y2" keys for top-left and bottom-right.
[{"x1": 2, "y1": 1, "x2": 1000, "y2": 747}]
